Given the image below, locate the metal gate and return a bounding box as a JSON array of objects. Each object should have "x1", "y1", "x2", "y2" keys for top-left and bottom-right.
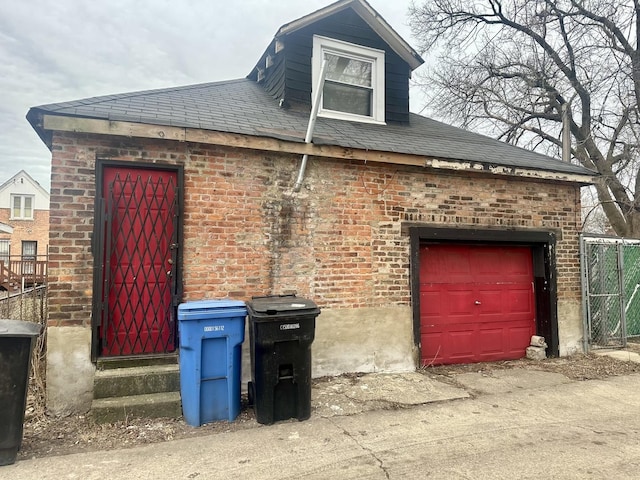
[
  {"x1": 93, "y1": 166, "x2": 180, "y2": 358},
  {"x1": 580, "y1": 235, "x2": 640, "y2": 350}
]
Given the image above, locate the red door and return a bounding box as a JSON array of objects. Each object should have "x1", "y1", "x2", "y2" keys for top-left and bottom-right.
[
  {"x1": 99, "y1": 166, "x2": 178, "y2": 356},
  {"x1": 419, "y1": 244, "x2": 535, "y2": 365}
]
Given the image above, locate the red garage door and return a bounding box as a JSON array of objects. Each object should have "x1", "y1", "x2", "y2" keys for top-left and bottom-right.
[{"x1": 419, "y1": 244, "x2": 535, "y2": 366}]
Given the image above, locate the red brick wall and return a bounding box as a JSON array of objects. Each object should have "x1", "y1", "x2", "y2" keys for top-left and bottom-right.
[
  {"x1": 0, "y1": 208, "x2": 49, "y2": 256},
  {"x1": 47, "y1": 132, "x2": 582, "y2": 326}
]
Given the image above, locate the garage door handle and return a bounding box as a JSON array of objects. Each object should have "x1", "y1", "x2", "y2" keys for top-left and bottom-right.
[{"x1": 475, "y1": 301, "x2": 481, "y2": 305}]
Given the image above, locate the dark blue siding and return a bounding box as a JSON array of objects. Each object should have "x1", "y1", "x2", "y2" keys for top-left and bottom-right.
[{"x1": 252, "y1": 7, "x2": 412, "y2": 124}]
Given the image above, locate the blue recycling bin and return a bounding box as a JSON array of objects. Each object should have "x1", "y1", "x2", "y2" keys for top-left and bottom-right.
[{"x1": 178, "y1": 300, "x2": 246, "y2": 426}]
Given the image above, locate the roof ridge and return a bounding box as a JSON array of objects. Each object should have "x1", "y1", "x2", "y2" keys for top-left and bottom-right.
[
  {"x1": 276, "y1": 0, "x2": 423, "y2": 70},
  {"x1": 0, "y1": 169, "x2": 49, "y2": 196}
]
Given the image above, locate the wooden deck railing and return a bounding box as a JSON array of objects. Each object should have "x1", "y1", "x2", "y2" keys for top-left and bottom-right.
[{"x1": 0, "y1": 256, "x2": 48, "y2": 291}]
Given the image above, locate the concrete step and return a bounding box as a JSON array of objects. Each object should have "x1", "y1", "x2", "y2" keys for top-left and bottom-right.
[
  {"x1": 96, "y1": 354, "x2": 178, "y2": 370},
  {"x1": 91, "y1": 391, "x2": 182, "y2": 424},
  {"x1": 94, "y1": 364, "x2": 180, "y2": 399}
]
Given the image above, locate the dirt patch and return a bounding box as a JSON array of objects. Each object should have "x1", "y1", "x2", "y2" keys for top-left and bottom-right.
[
  {"x1": 19, "y1": 399, "x2": 259, "y2": 461},
  {"x1": 18, "y1": 348, "x2": 640, "y2": 461},
  {"x1": 420, "y1": 351, "x2": 640, "y2": 381}
]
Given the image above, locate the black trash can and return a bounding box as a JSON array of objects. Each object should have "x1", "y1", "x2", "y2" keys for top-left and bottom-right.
[
  {"x1": 0, "y1": 319, "x2": 41, "y2": 466},
  {"x1": 247, "y1": 295, "x2": 320, "y2": 425}
]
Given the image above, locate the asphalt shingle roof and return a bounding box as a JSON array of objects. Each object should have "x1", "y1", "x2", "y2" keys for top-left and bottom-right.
[{"x1": 28, "y1": 78, "x2": 594, "y2": 177}]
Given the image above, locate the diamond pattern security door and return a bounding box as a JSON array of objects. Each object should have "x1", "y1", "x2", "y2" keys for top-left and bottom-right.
[{"x1": 99, "y1": 167, "x2": 179, "y2": 357}]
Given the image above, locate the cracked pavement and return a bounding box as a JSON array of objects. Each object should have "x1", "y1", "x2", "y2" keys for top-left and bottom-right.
[{"x1": 5, "y1": 369, "x2": 640, "y2": 479}]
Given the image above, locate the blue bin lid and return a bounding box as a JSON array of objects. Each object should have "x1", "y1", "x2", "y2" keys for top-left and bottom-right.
[
  {"x1": 178, "y1": 299, "x2": 247, "y2": 321},
  {"x1": 0, "y1": 319, "x2": 42, "y2": 337},
  {"x1": 178, "y1": 299, "x2": 245, "y2": 311}
]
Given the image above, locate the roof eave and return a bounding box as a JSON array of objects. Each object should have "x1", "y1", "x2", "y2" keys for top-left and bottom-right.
[
  {"x1": 423, "y1": 157, "x2": 595, "y2": 186},
  {"x1": 38, "y1": 113, "x2": 595, "y2": 185},
  {"x1": 26, "y1": 108, "x2": 53, "y2": 152}
]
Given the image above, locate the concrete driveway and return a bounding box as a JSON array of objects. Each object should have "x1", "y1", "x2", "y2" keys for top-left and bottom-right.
[{"x1": 4, "y1": 367, "x2": 640, "y2": 479}]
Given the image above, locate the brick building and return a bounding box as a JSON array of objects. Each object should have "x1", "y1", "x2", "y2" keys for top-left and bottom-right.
[
  {"x1": 0, "y1": 170, "x2": 49, "y2": 292},
  {"x1": 27, "y1": 0, "x2": 594, "y2": 415}
]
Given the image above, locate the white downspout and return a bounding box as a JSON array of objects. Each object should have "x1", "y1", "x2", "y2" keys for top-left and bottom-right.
[{"x1": 293, "y1": 58, "x2": 328, "y2": 192}]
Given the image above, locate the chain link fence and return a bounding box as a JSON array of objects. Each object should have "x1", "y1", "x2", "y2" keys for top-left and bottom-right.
[
  {"x1": 0, "y1": 286, "x2": 48, "y2": 415},
  {"x1": 623, "y1": 246, "x2": 640, "y2": 337},
  {"x1": 582, "y1": 236, "x2": 640, "y2": 350}
]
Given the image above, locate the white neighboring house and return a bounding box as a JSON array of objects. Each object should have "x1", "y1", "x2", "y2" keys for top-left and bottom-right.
[{"x1": 0, "y1": 170, "x2": 50, "y2": 291}]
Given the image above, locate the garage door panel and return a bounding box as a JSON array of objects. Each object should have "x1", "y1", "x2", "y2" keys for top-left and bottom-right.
[
  {"x1": 504, "y1": 249, "x2": 534, "y2": 273},
  {"x1": 447, "y1": 289, "x2": 476, "y2": 316},
  {"x1": 419, "y1": 244, "x2": 536, "y2": 366},
  {"x1": 448, "y1": 330, "x2": 475, "y2": 355},
  {"x1": 507, "y1": 325, "x2": 535, "y2": 351},
  {"x1": 476, "y1": 289, "x2": 502, "y2": 314},
  {"x1": 421, "y1": 321, "x2": 534, "y2": 364},
  {"x1": 426, "y1": 329, "x2": 475, "y2": 364},
  {"x1": 477, "y1": 328, "x2": 504, "y2": 355},
  {"x1": 420, "y1": 249, "x2": 471, "y2": 279},
  {"x1": 421, "y1": 285, "x2": 476, "y2": 322},
  {"x1": 420, "y1": 290, "x2": 443, "y2": 317},
  {"x1": 508, "y1": 287, "x2": 535, "y2": 315},
  {"x1": 421, "y1": 331, "x2": 447, "y2": 365},
  {"x1": 471, "y1": 251, "x2": 503, "y2": 277}
]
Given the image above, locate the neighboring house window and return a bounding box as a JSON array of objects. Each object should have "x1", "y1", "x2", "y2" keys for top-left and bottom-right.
[
  {"x1": 312, "y1": 35, "x2": 385, "y2": 124},
  {"x1": 22, "y1": 241, "x2": 36, "y2": 275},
  {"x1": 0, "y1": 240, "x2": 8, "y2": 264},
  {"x1": 11, "y1": 194, "x2": 34, "y2": 220}
]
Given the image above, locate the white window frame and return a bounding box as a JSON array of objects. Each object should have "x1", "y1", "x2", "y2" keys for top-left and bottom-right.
[
  {"x1": 10, "y1": 194, "x2": 35, "y2": 220},
  {"x1": 312, "y1": 35, "x2": 386, "y2": 124},
  {"x1": 0, "y1": 239, "x2": 9, "y2": 263},
  {"x1": 22, "y1": 241, "x2": 37, "y2": 275}
]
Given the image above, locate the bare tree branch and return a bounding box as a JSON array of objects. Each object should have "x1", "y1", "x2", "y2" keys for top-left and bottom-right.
[{"x1": 410, "y1": 0, "x2": 640, "y2": 236}]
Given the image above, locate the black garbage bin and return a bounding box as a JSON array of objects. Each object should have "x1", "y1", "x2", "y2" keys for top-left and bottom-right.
[
  {"x1": 247, "y1": 295, "x2": 320, "y2": 425},
  {"x1": 0, "y1": 319, "x2": 41, "y2": 466}
]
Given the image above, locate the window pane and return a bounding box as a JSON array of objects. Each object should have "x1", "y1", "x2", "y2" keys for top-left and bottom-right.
[
  {"x1": 22, "y1": 242, "x2": 35, "y2": 275},
  {"x1": 0, "y1": 240, "x2": 8, "y2": 263},
  {"x1": 22, "y1": 241, "x2": 36, "y2": 274},
  {"x1": 24, "y1": 197, "x2": 33, "y2": 218},
  {"x1": 324, "y1": 81, "x2": 372, "y2": 116},
  {"x1": 22, "y1": 241, "x2": 36, "y2": 256},
  {"x1": 12, "y1": 196, "x2": 21, "y2": 218},
  {"x1": 325, "y1": 53, "x2": 371, "y2": 87}
]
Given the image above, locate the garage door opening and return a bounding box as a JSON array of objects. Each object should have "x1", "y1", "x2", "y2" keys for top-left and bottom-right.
[
  {"x1": 419, "y1": 244, "x2": 535, "y2": 365},
  {"x1": 410, "y1": 228, "x2": 558, "y2": 367}
]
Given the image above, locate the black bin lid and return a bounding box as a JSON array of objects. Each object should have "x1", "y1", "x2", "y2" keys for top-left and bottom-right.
[
  {"x1": 248, "y1": 295, "x2": 319, "y2": 316},
  {"x1": 0, "y1": 319, "x2": 42, "y2": 337}
]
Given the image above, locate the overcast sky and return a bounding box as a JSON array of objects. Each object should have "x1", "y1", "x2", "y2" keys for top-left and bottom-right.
[{"x1": 0, "y1": 0, "x2": 427, "y2": 192}]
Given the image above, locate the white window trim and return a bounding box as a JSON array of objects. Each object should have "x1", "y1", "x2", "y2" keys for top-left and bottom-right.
[
  {"x1": 312, "y1": 35, "x2": 386, "y2": 125},
  {"x1": 0, "y1": 239, "x2": 9, "y2": 262},
  {"x1": 10, "y1": 194, "x2": 35, "y2": 220}
]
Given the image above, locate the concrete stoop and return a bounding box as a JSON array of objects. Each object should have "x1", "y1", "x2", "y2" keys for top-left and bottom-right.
[
  {"x1": 92, "y1": 392, "x2": 182, "y2": 424},
  {"x1": 91, "y1": 359, "x2": 182, "y2": 423}
]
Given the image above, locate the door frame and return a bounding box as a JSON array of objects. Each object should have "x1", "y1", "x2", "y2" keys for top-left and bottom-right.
[
  {"x1": 91, "y1": 160, "x2": 184, "y2": 362},
  {"x1": 409, "y1": 227, "x2": 558, "y2": 360}
]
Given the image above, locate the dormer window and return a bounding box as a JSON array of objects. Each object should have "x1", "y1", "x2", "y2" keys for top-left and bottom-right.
[
  {"x1": 11, "y1": 194, "x2": 34, "y2": 220},
  {"x1": 313, "y1": 35, "x2": 385, "y2": 124}
]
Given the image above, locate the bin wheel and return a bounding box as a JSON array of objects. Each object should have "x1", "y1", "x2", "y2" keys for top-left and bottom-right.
[{"x1": 248, "y1": 381, "x2": 254, "y2": 407}]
